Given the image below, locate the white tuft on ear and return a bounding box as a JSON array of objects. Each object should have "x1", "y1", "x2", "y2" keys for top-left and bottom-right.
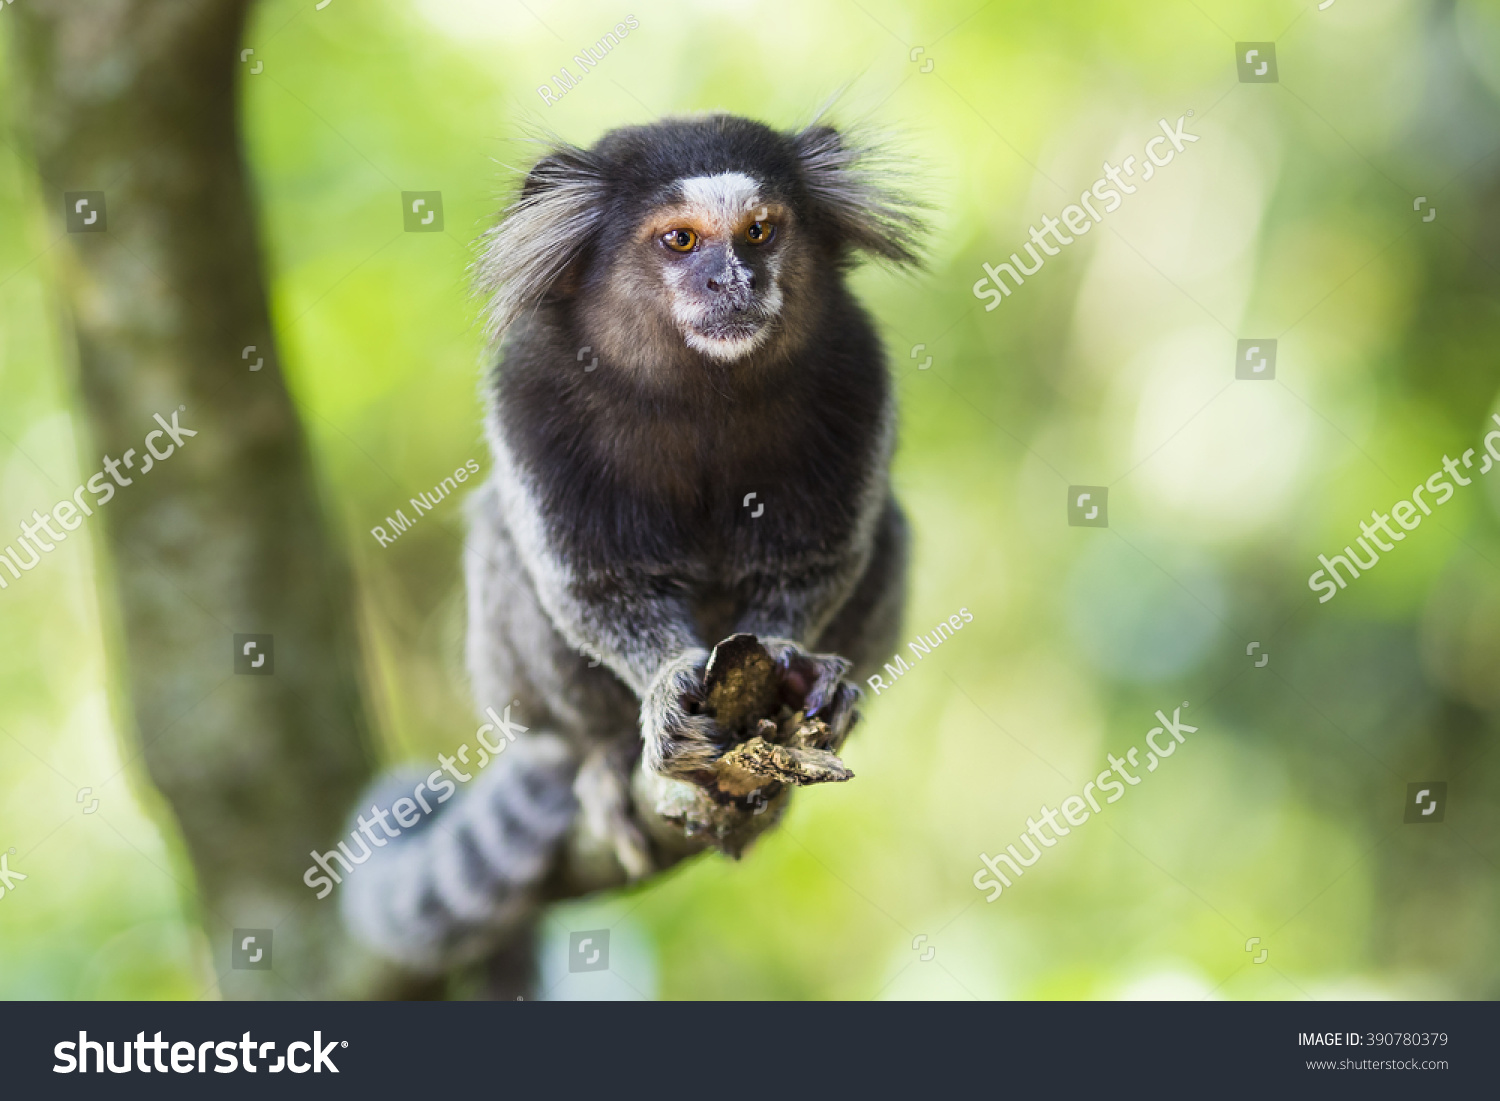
[
  {"x1": 793, "y1": 124, "x2": 924, "y2": 265},
  {"x1": 477, "y1": 148, "x2": 609, "y2": 344}
]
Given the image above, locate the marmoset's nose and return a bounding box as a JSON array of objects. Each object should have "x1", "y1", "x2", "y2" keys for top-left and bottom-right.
[{"x1": 706, "y1": 270, "x2": 755, "y2": 294}]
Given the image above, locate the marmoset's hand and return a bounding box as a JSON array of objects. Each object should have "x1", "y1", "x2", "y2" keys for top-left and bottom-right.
[{"x1": 636, "y1": 634, "x2": 861, "y2": 856}]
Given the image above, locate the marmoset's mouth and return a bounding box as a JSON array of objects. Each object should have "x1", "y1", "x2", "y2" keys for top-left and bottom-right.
[
  {"x1": 692, "y1": 298, "x2": 777, "y2": 339},
  {"x1": 684, "y1": 314, "x2": 775, "y2": 362},
  {"x1": 677, "y1": 290, "x2": 784, "y2": 360},
  {"x1": 693, "y1": 317, "x2": 764, "y2": 341}
]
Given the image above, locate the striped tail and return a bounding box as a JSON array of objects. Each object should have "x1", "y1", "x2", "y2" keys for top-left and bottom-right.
[{"x1": 340, "y1": 733, "x2": 578, "y2": 973}]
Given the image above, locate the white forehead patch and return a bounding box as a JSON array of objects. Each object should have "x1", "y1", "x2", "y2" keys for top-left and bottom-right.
[{"x1": 676, "y1": 172, "x2": 762, "y2": 232}]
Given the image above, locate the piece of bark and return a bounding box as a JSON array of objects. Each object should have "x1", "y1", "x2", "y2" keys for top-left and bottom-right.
[
  {"x1": 715, "y1": 736, "x2": 854, "y2": 796},
  {"x1": 702, "y1": 634, "x2": 854, "y2": 796},
  {"x1": 634, "y1": 633, "x2": 859, "y2": 858},
  {"x1": 702, "y1": 632, "x2": 781, "y2": 735}
]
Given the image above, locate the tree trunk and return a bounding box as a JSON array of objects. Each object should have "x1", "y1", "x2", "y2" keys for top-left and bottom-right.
[{"x1": 8, "y1": 0, "x2": 391, "y2": 999}]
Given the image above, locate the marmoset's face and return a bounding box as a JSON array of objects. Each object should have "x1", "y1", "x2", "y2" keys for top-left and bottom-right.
[
  {"x1": 487, "y1": 114, "x2": 918, "y2": 379},
  {"x1": 622, "y1": 171, "x2": 806, "y2": 364}
]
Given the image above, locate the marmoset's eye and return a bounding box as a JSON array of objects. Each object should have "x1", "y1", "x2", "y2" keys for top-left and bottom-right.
[
  {"x1": 662, "y1": 228, "x2": 698, "y2": 252},
  {"x1": 744, "y1": 221, "x2": 776, "y2": 245}
]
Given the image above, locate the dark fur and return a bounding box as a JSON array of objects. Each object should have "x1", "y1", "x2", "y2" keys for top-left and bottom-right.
[{"x1": 343, "y1": 114, "x2": 919, "y2": 971}]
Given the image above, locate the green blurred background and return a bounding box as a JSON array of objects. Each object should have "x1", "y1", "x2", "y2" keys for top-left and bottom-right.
[{"x1": 4, "y1": 0, "x2": 1500, "y2": 999}]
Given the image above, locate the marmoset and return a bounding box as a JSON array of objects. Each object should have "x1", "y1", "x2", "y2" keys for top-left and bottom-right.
[{"x1": 343, "y1": 113, "x2": 921, "y2": 973}]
